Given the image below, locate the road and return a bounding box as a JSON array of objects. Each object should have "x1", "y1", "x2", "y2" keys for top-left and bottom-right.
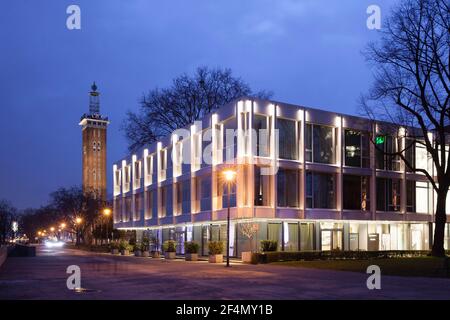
[{"x1": 0, "y1": 245, "x2": 449, "y2": 299}]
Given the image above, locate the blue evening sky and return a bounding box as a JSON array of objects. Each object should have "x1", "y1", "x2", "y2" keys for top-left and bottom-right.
[{"x1": 0, "y1": 0, "x2": 397, "y2": 209}]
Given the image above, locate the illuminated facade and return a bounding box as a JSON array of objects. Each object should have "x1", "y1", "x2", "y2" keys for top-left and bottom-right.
[
  {"x1": 113, "y1": 98, "x2": 450, "y2": 256},
  {"x1": 80, "y1": 83, "x2": 109, "y2": 200}
]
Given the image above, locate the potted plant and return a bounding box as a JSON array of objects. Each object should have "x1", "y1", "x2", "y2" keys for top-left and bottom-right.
[
  {"x1": 163, "y1": 240, "x2": 177, "y2": 259},
  {"x1": 150, "y1": 236, "x2": 160, "y2": 258},
  {"x1": 208, "y1": 241, "x2": 224, "y2": 263},
  {"x1": 119, "y1": 240, "x2": 132, "y2": 255},
  {"x1": 184, "y1": 241, "x2": 200, "y2": 261},
  {"x1": 141, "y1": 237, "x2": 150, "y2": 257},
  {"x1": 260, "y1": 240, "x2": 278, "y2": 252},
  {"x1": 110, "y1": 242, "x2": 119, "y2": 255},
  {"x1": 240, "y1": 223, "x2": 259, "y2": 263},
  {"x1": 134, "y1": 243, "x2": 142, "y2": 257}
]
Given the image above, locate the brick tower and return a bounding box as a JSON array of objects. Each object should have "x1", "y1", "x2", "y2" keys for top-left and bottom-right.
[{"x1": 79, "y1": 82, "x2": 109, "y2": 200}]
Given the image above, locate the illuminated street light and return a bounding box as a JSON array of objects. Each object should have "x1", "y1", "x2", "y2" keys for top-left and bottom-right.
[
  {"x1": 75, "y1": 217, "x2": 82, "y2": 224},
  {"x1": 50, "y1": 227, "x2": 55, "y2": 232},
  {"x1": 103, "y1": 208, "x2": 112, "y2": 243},
  {"x1": 222, "y1": 169, "x2": 236, "y2": 268},
  {"x1": 60, "y1": 223, "x2": 66, "y2": 229}
]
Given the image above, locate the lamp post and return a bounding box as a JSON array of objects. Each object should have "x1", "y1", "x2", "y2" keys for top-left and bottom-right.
[
  {"x1": 75, "y1": 217, "x2": 82, "y2": 246},
  {"x1": 223, "y1": 169, "x2": 236, "y2": 268},
  {"x1": 103, "y1": 208, "x2": 111, "y2": 243}
]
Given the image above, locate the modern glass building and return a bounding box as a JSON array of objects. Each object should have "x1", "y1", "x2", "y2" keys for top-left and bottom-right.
[{"x1": 113, "y1": 98, "x2": 450, "y2": 256}]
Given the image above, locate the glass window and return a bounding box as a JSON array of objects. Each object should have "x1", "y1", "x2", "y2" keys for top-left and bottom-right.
[
  {"x1": 254, "y1": 114, "x2": 270, "y2": 157},
  {"x1": 285, "y1": 223, "x2": 299, "y2": 251},
  {"x1": 300, "y1": 223, "x2": 314, "y2": 251},
  {"x1": 305, "y1": 124, "x2": 335, "y2": 164},
  {"x1": 267, "y1": 223, "x2": 282, "y2": 251},
  {"x1": 416, "y1": 181, "x2": 429, "y2": 214},
  {"x1": 146, "y1": 155, "x2": 153, "y2": 185},
  {"x1": 376, "y1": 178, "x2": 401, "y2": 211},
  {"x1": 376, "y1": 135, "x2": 400, "y2": 171},
  {"x1": 344, "y1": 130, "x2": 370, "y2": 167},
  {"x1": 181, "y1": 180, "x2": 191, "y2": 214},
  {"x1": 145, "y1": 190, "x2": 153, "y2": 219},
  {"x1": 277, "y1": 169, "x2": 299, "y2": 207},
  {"x1": 405, "y1": 139, "x2": 415, "y2": 172},
  {"x1": 343, "y1": 175, "x2": 370, "y2": 210},
  {"x1": 254, "y1": 166, "x2": 272, "y2": 206},
  {"x1": 406, "y1": 180, "x2": 416, "y2": 212},
  {"x1": 200, "y1": 176, "x2": 211, "y2": 212},
  {"x1": 305, "y1": 124, "x2": 312, "y2": 162},
  {"x1": 345, "y1": 130, "x2": 361, "y2": 167},
  {"x1": 278, "y1": 118, "x2": 297, "y2": 160},
  {"x1": 306, "y1": 172, "x2": 335, "y2": 209}
]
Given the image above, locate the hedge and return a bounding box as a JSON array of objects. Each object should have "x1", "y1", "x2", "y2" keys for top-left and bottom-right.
[{"x1": 251, "y1": 250, "x2": 448, "y2": 264}]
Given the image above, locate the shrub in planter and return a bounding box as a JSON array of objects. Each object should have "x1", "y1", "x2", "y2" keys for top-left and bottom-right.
[
  {"x1": 141, "y1": 237, "x2": 150, "y2": 257},
  {"x1": 110, "y1": 242, "x2": 120, "y2": 254},
  {"x1": 119, "y1": 240, "x2": 132, "y2": 255},
  {"x1": 184, "y1": 241, "x2": 200, "y2": 261},
  {"x1": 260, "y1": 240, "x2": 278, "y2": 252},
  {"x1": 134, "y1": 243, "x2": 142, "y2": 257},
  {"x1": 163, "y1": 240, "x2": 177, "y2": 259},
  {"x1": 208, "y1": 241, "x2": 224, "y2": 263}
]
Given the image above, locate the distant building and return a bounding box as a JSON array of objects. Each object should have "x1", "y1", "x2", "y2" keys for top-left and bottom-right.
[
  {"x1": 79, "y1": 83, "x2": 109, "y2": 200},
  {"x1": 113, "y1": 97, "x2": 450, "y2": 256}
]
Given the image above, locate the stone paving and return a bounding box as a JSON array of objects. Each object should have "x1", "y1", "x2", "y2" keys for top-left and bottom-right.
[{"x1": 0, "y1": 245, "x2": 449, "y2": 300}]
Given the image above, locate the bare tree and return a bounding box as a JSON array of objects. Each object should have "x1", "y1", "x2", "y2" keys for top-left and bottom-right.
[
  {"x1": 122, "y1": 66, "x2": 273, "y2": 152},
  {"x1": 0, "y1": 200, "x2": 17, "y2": 244},
  {"x1": 361, "y1": 0, "x2": 449, "y2": 256},
  {"x1": 50, "y1": 186, "x2": 105, "y2": 245}
]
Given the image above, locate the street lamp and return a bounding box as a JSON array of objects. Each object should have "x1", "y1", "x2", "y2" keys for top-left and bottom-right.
[
  {"x1": 75, "y1": 217, "x2": 83, "y2": 246},
  {"x1": 103, "y1": 208, "x2": 111, "y2": 243},
  {"x1": 223, "y1": 169, "x2": 236, "y2": 268}
]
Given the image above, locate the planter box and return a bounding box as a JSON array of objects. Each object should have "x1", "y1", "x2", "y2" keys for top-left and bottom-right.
[
  {"x1": 185, "y1": 253, "x2": 198, "y2": 261},
  {"x1": 208, "y1": 254, "x2": 223, "y2": 263},
  {"x1": 164, "y1": 252, "x2": 176, "y2": 259},
  {"x1": 151, "y1": 251, "x2": 160, "y2": 258},
  {"x1": 121, "y1": 249, "x2": 130, "y2": 256},
  {"x1": 241, "y1": 251, "x2": 254, "y2": 263},
  {"x1": 111, "y1": 249, "x2": 119, "y2": 255},
  {"x1": 134, "y1": 250, "x2": 142, "y2": 257},
  {"x1": 142, "y1": 251, "x2": 150, "y2": 257}
]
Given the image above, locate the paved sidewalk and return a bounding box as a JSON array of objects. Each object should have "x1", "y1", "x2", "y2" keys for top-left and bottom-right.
[{"x1": 1, "y1": 246, "x2": 449, "y2": 300}]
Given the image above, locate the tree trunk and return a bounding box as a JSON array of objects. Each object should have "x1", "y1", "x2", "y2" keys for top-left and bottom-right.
[{"x1": 432, "y1": 188, "x2": 448, "y2": 257}]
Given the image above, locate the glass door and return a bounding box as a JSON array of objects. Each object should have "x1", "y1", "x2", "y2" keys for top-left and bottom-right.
[{"x1": 321, "y1": 229, "x2": 343, "y2": 251}]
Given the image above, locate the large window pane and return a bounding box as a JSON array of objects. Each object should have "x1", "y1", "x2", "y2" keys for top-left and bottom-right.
[
  {"x1": 312, "y1": 125, "x2": 334, "y2": 164},
  {"x1": 306, "y1": 172, "x2": 335, "y2": 209},
  {"x1": 277, "y1": 169, "x2": 299, "y2": 207},
  {"x1": 254, "y1": 166, "x2": 272, "y2": 206},
  {"x1": 300, "y1": 223, "x2": 314, "y2": 251},
  {"x1": 278, "y1": 118, "x2": 297, "y2": 160},
  {"x1": 254, "y1": 114, "x2": 270, "y2": 157},
  {"x1": 376, "y1": 178, "x2": 400, "y2": 211},
  {"x1": 343, "y1": 175, "x2": 370, "y2": 210},
  {"x1": 285, "y1": 223, "x2": 299, "y2": 251},
  {"x1": 345, "y1": 130, "x2": 361, "y2": 167}
]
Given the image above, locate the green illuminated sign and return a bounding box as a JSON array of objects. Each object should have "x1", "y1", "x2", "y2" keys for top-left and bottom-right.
[{"x1": 375, "y1": 136, "x2": 385, "y2": 145}]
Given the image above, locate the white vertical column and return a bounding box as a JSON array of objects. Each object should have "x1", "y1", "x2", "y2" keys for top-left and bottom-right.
[
  {"x1": 335, "y1": 116, "x2": 342, "y2": 215},
  {"x1": 299, "y1": 109, "x2": 305, "y2": 216}
]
